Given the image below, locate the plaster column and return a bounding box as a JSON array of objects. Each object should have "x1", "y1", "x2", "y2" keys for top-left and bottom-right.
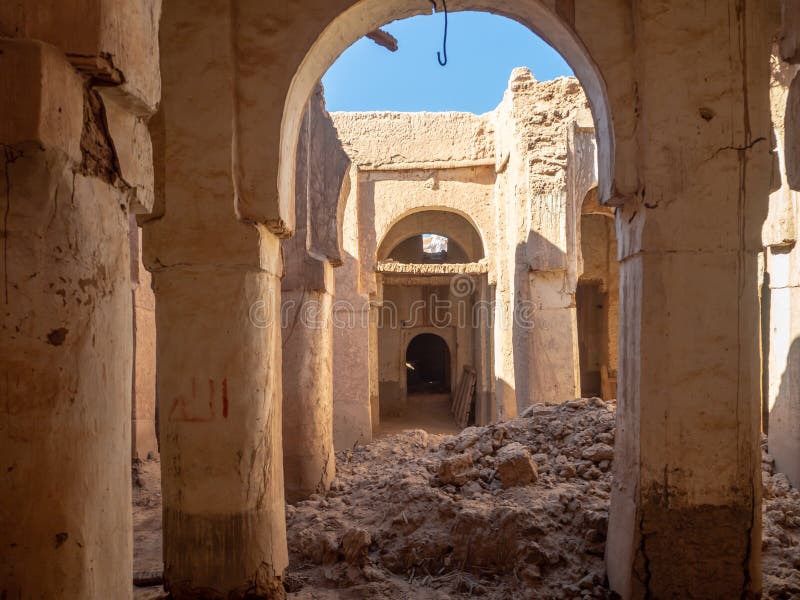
[
  {"x1": 153, "y1": 257, "x2": 286, "y2": 598},
  {"x1": 0, "y1": 40, "x2": 136, "y2": 599},
  {"x1": 474, "y1": 275, "x2": 495, "y2": 425},
  {"x1": 492, "y1": 70, "x2": 586, "y2": 414},
  {"x1": 369, "y1": 302, "x2": 381, "y2": 431},
  {"x1": 526, "y1": 270, "x2": 580, "y2": 405},
  {"x1": 331, "y1": 167, "x2": 373, "y2": 451},
  {"x1": 281, "y1": 86, "x2": 348, "y2": 502},
  {"x1": 766, "y1": 245, "x2": 800, "y2": 486},
  {"x1": 282, "y1": 261, "x2": 335, "y2": 503},
  {"x1": 606, "y1": 1, "x2": 772, "y2": 596},
  {"x1": 765, "y1": 56, "x2": 800, "y2": 488},
  {"x1": 131, "y1": 221, "x2": 159, "y2": 459},
  {"x1": 143, "y1": 1, "x2": 288, "y2": 595}
]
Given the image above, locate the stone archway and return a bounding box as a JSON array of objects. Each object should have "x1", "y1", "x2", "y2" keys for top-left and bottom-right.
[
  {"x1": 278, "y1": 0, "x2": 617, "y2": 230},
  {"x1": 370, "y1": 208, "x2": 490, "y2": 429},
  {"x1": 378, "y1": 209, "x2": 487, "y2": 264}
]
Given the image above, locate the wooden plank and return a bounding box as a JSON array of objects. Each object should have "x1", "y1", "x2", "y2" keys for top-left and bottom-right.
[
  {"x1": 462, "y1": 371, "x2": 476, "y2": 427},
  {"x1": 366, "y1": 29, "x2": 398, "y2": 52},
  {"x1": 455, "y1": 367, "x2": 476, "y2": 428},
  {"x1": 452, "y1": 371, "x2": 466, "y2": 417},
  {"x1": 452, "y1": 369, "x2": 465, "y2": 414}
]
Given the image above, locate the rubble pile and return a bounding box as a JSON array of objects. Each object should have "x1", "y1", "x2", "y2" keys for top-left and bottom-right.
[
  {"x1": 761, "y1": 438, "x2": 800, "y2": 599},
  {"x1": 131, "y1": 398, "x2": 800, "y2": 599},
  {"x1": 285, "y1": 398, "x2": 617, "y2": 599},
  {"x1": 285, "y1": 399, "x2": 800, "y2": 599}
]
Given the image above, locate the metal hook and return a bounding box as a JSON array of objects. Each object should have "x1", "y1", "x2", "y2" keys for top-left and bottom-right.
[{"x1": 430, "y1": 0, "x2": 448, "y2": 66}]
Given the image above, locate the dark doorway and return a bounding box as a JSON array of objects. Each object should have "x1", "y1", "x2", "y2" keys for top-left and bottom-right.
[
  {"x1": 576, "y1": 282, "x2": 606, "y2": 397},
  {"x1": 406, "y1": 334, "x2": 451, "y2": 394}
]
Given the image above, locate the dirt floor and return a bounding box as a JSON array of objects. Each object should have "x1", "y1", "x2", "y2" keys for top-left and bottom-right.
[
  {"x1": 132, "y1": 461, "x2": 164, "y2": 600},
  {"x1": 133, "y1": 399, "x2": 800, "y2": 599},
  {"x1": 377, "y1": 393, "x2": 462, "y2": 437}
]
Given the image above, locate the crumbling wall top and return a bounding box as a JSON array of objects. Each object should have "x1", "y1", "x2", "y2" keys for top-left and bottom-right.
[{"x1": 331, "y1": 111, "x2": 495, "y2": 169}]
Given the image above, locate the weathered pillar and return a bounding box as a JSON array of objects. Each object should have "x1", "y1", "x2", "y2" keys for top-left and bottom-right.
[
  {"x1": 332, "y1": 166, "x2": 375, "y2": 450},
  {"x1": 142, "y1": 1, "x2": 289, "y2": 595},
  {"x1": 0, "y1": 42, "x2": 133, "y2": 600},
  {"x1": 281, "y1": 87, "x2": 349, "y2": 503},
  {"x1": 766, "y1": 244, "x2": 800, "y2": 486},
  {"x1": 765, "y1": 53, "x2": 800, "y2": 487},
  {"x1": 525, "y1": 267, "x2": 581, "y2": 405},
  {"x1": 282, "y1": 264, "x2": 335, "y2": 503},
  {"x1": 474, "y1": 275, "x2": 495, "y2": 425},
  {"x1": 606, "y1": 1, "x2": 772, "y2": 597},
  {"x1": 151, "y1": 260, "x2": 286, "y2": 598},
  {"x1": 131, "y1": 220, "x2": 159, "y2": 460},
  {"x1": 0, "y1": 0, "x2": 158, "y2": 593},
  {"x1": 520, "y1": 193, "x2": 582, "y2": 408},
  {"x1": 492, "y1": 70, "x2": 584, "y2": 414}
]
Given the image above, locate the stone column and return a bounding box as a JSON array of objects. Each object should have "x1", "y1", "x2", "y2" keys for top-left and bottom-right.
[
  {"x1": 0, "y1": 0, "x2": 159, "y2": 587},
  {"x1": 764, "y1": 52, "x2": 800, "y2": 488},
  {"x1": 282, "y1": 262, "x2": 335, "y2": 503},
  {"x1": 281, "y1": 87, "x2": 349, "y2": 503},
  {"x1": 0, "y1": 35, "x2": 144, "y2": 598},
  {"x1": 522, "y1": 193, "x2": 581, "y2": 407},
  {"x1": 606, "y1": 1, "x2": 772, "y2": 597},
  {"x1": 525, "y1": 269, "x2": 581, "y2": 405},
  {"x1": 492, "y1": 71, "x2": 585, "y2": 414},
  {"x1": 474, "y1": 275, "x2": 495, "y2": 425},
  {"x1": 766, "y1": 245, "x2": 800, "y2": 486},
  {"x1": 332, "y1": 299, "x2": 375, "y2": 450},
  {"x1": 152, "y1": 259, "x2": 286, "y2": 598},
  {"x1": 142, "y1": 1, "x2": 288, "y2": 595},
  {"x1": 131, "y1": 221, "x2": 159, "y2": 460}
]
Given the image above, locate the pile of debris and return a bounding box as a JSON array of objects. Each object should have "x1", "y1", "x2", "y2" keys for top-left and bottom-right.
[
  {"x1": 286, "y1": 398, "x2": 616, "y2": 599},
  {"x1": 129, "y1": 397, "x2": 800, "y2": 598},
  {"x1": 285, "y1": 398, "x2": 800, "y2": 599},
  {"x1": 762, "y1": 438, "x2": 800, "y2": 599}
]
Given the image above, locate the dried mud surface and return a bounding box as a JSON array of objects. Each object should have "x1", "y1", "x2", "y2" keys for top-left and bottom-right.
[{"x1": 133, "y1": 398, "x2": 800, "y2": 599}]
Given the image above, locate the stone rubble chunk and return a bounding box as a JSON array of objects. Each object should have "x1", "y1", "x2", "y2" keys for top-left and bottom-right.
[
  {"x1": 495, "y1": 442, "x2": 538, "y2": 488},
  {"x1": 581, "y1": 443, "x2": 615, "y2": 462},
  {"x1": 437, "y1": 452, "x2": 478, "y2": 486},
  {"x1": 451, "y1": 427, "x2": 481, "y2": 453},
  {"x1": 771, "y1": 473, "x2": 794, "y2": 498},
  {"x1": 341, "y1": 527, "x2": 371, "y2": 564}
]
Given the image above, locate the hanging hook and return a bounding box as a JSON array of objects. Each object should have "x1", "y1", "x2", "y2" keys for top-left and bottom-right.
[{"x1": 429, "y1": 0, "x2": 448, "y2": 66}]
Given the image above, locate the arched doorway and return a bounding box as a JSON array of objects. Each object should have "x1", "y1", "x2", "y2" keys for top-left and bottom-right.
[
  {"x1": 379, "y1": 330, "x2": 461, "y2": 435},
  {"x1": 371, "y1": 208, "x2": 489, "y2": 432},
  {"x1": 406, "y1": 333, "x2": 452, "y2": 394}
]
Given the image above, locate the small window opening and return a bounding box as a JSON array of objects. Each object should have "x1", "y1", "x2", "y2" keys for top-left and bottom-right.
[{"x1": 422, "y1": 234, "x2": 448, "y2": 262}]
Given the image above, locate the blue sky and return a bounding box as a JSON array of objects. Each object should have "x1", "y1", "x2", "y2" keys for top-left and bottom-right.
[{"x1": 322, "y1": 11, "x2": 573, "y2": 114}]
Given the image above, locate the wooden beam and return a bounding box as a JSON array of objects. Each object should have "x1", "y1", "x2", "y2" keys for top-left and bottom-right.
[{"x1": 366, "y1": 29, "x2": 399, "y2": 52}]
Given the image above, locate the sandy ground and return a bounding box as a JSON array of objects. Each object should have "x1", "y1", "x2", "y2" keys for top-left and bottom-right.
[
  {"x1": 377, "y1": 393, "x2": 462, "y2": 437},
  {"x1": 132, "y1": 461, "x2": 164, "y2": 600},
  {"x1": 133, "y1": 399, "x2": 800, "y2": 599}
]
